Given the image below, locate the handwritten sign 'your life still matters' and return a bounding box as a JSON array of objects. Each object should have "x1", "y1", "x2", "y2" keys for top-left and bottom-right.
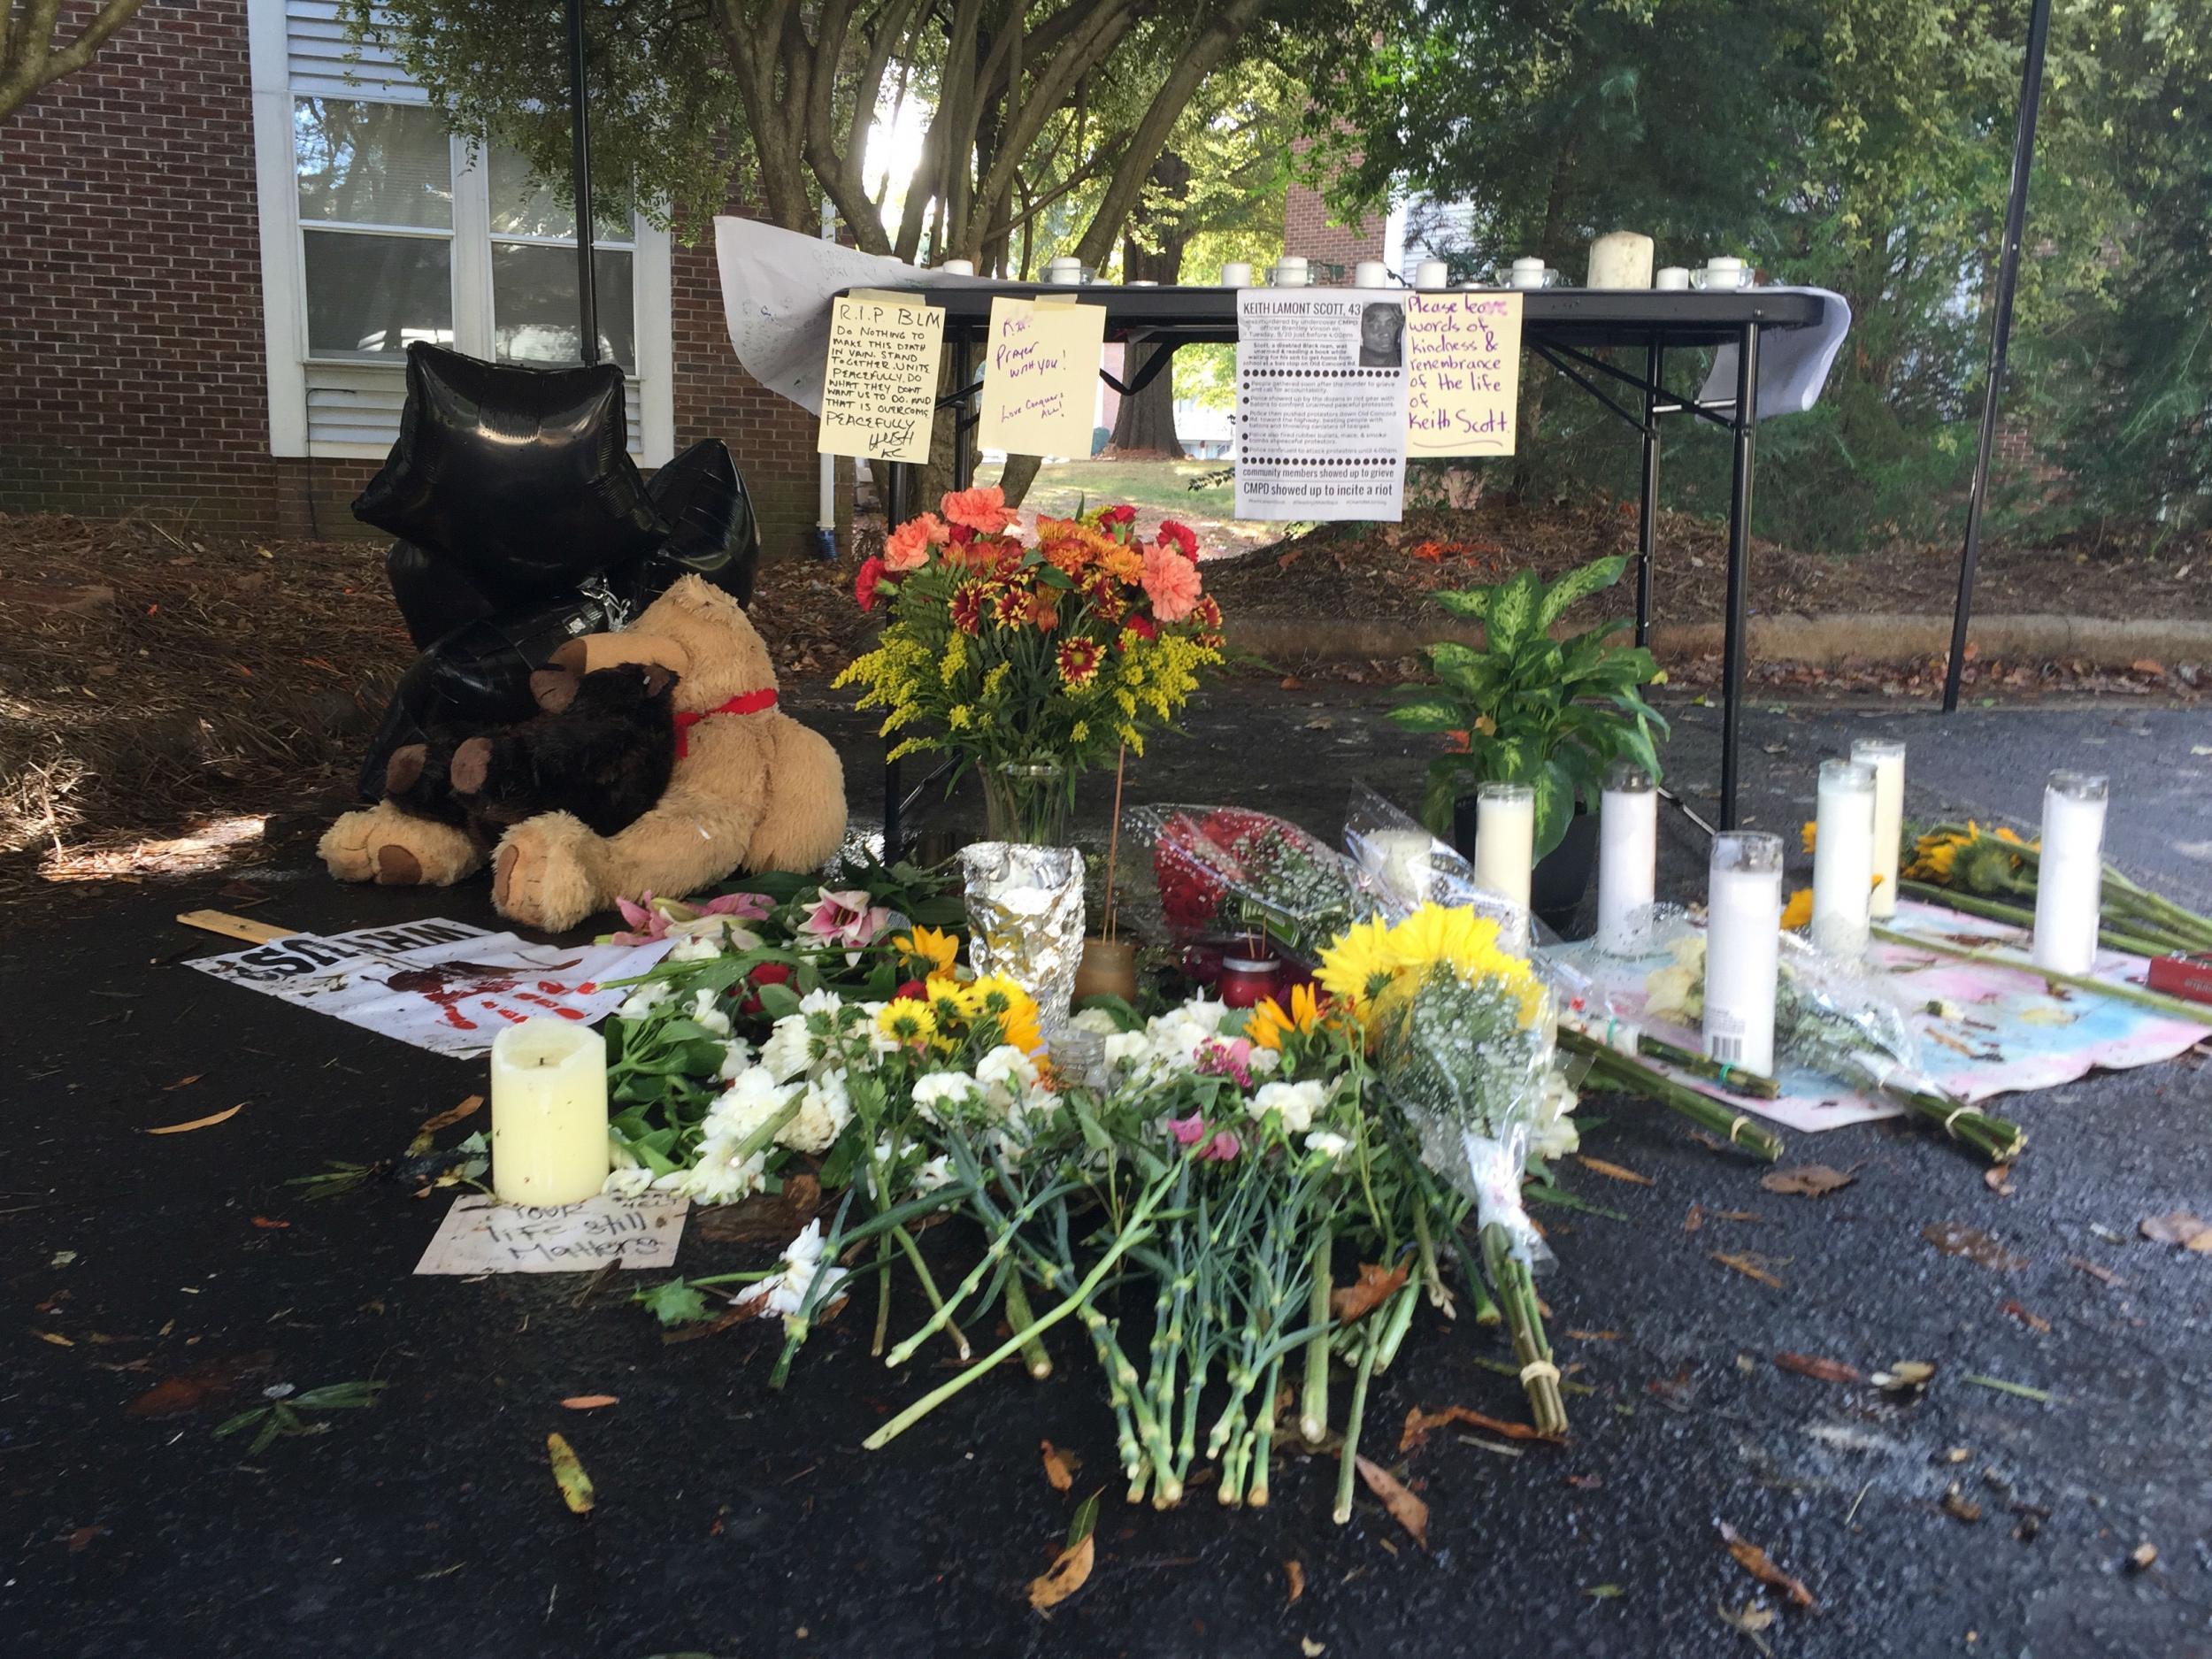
[
  {"x1": 415, "y1": 1192, "x2": 690, "y2": 1276},
  {"x1": 1406, "y1": 291, "x2": 1524, "y2": 457},
  {"x1": 978, "y1": 296, "x2": 1108, "y2": 459},
  {"x1": 817, "y1": 291, "x2": 945, "y2": 464}
]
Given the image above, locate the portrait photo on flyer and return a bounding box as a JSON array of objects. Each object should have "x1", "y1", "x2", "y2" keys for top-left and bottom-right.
[{"x1": 1234, "y1": 289, "x2": 1411, "y2": 523}]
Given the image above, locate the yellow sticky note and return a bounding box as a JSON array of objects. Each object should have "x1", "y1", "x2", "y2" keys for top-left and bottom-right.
[
  {"x1": 979, "y1": 296, "x2": 1107, "y2": 459},
  {"x1": 818, "y1": 293, "x2": 944, "y2": 464},
  {"x1": 1405, "y1": 291, "x2": 1523, "y2": 456}
]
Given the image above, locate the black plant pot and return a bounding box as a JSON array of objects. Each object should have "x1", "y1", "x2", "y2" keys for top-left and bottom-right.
[{"x1": 1451, "y1": 796, "x2": 1602, "y2": 930}]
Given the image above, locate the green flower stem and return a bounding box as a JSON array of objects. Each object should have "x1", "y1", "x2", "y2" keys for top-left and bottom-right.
[
  {"x1": 1871, "y1": 924, "x2": 2212, "y2": 1027},
  {"x1": 890, "y1": 1223, "x2": 970, "y2": 1363},
  {"x1": 1866, "y1": 1072, "x2": 2025, "y2": 1164},
  {"x1": 1559, "y1": 1029, "x2": 1786, "y2": 1161},
  {"x1": 1409, "y1": 1197, "x2": 1454, "y2": 1316},
  {"x1": 1371, "y1": 1277, "x2": 1421, "y2": 1375},
  {"x1": 1631, "y1": 1033, "x2": 1782, "y2": 1099},
  {"x1": 1002, "y1": 1270, "x2": 1051, "y2": 1380},
  {"x1": 1481, "y1": 1221, "x2": 1568, "y2": 1438},
  {"x1": 863, "y1": 1177, "x2": 1169, "y2": 1452},
  {"x1": 730, "y1": 1096, "x2": 805, "y2": 1164},
  {"x1": 1901, "y1": 881, "x2": 2186, "y2": 957},
  {"x1": 1247, "y1": 1356, "x2": 1282, "y2": 1508},
  {"x1": 884, "y1": 1185, "x2": 1055, "y2": 1368},
  {"x1": 1332, "y1": 1333, "x2": 1382, "y2": 1526},
  {"x1": 1299, "y1": 1226, "x2": 1333, "y2": 1445},
  {"x1": 871, "y1": 1233, "x2": 894, "y2": 1358}
]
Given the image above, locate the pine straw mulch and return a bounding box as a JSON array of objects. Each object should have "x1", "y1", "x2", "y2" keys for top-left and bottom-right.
[{"x1": 0, "y1": 513, "x2": 879, "y2": 897}]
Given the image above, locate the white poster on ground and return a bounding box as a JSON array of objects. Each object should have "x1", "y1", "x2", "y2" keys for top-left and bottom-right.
[{"x1": 1234, "y1": 289, "x2": 1410, "y2": 522}]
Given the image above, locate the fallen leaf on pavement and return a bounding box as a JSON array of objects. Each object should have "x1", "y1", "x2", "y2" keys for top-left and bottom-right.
[
  {"x1": 1331, "y1": 1260, "x2": 1409, "y2": 1323},
  {"x1": 2068, "y1": 1256, "x2": 2126, "y2": 1287},
  {"x1": 1760, "y1": 1164, "x2": 1854, "y2": 1197},
  {"x1": 407, "y1": 1094, "x2": 485, "y2": 1156},
  {"x1": 2139, "y1": 1212, "x2": 2212, "y2": 1251},
  {"x1": 1355, "y1": 1457, "x2": 1429, "y2": 1549},
  {"x1": 1301, "y1": 1640, "x2": 1325, "y2": 1658},
  {"x1": 1576, "y1": 1156, "x2": 1654, "y2": 1187},
  {"x1": 559, "y1": 1394, "x2": 618, "y2": 1409},
  {"x1": 250, "y1": 1217, "x2": 289, "y2": 1230},
  {"x1": 1940, "y1": 1484, "x2": 1983, "y2": 1523},
  {"x1": 1041, "y1": 1440, "x2": 1076, "y2": 1492},
  {"x1": 2001, "y1": 1301, "x2": 2050, "y2": 1334},
  {"x1": 1923, "y1": 1221, "x2": 2029, "y2": 1270},
  {"x1": 1718, "y1": 1600, "x2": 1777, "y2": 1638},
  {"x1": 1871, "y1": 1360, "x2": 1936, "y2": 1391},
  {"x1": 34, "y1": 1329, "x2": 73, "y2": 1347},
  {"x1": 1684, "y1": 1204, "x2": 1705, "y2": 1233},
  {"x1": 1774, "y1": 1352, "x2": 1858, "y2": 1384},
  {"x1": 126, "y1": 1350, "x2": 276, "y2": 1417},
  {"x1": 1284, "y1": 1560, "x2": 1304, "y2": 1606},
  {"x1": 1711, "y1": 1252, "x2": 1785, "y2": 1289},
  {"x1": 1717, "y1": 1522, "x2": 1816, "y2": 1609},
  {"x1": 1985, "y1": 1166, "x2": 2016, "y2": 1197},
  {"x1": 146, "y1": 1104, "x2": 243, "y2": 1135},
  {"x1": 547, "y1": 1432, "x2": 595, "y2": 1515},
  {"x1": 1400, "y1": 1403, "x2": 1559, "y2": 1450},
  {"x1": 1581, "y1": 1583, "x2": 1625, "y2": 1599},
  {"x1": 162, "y1": 1075, "x2": 202, "y2": 1090},
  {"x1": 2129, "y1": 1542, "x2": 2158, "y2": 1571},
  {"x1": 1029, "y1": 1490, "x2": 1100, "y2": 1611}
]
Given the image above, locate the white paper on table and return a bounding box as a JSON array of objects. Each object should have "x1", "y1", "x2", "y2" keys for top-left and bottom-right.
[
  {"x1": 414, "y1": 1192, "x2": 689, "y2": 1275},
  {"x1": 1235, "y1": 289, "x2": 1410, "y2": 522},
  {"x1": 1699, "y1": 286, "x2": 1852, "y2": 418},
  {"x1": 187, "y1": 920, "x2": 675, "y2": 1058}
]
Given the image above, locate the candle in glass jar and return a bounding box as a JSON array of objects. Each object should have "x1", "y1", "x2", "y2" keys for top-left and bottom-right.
[
  {"x1": 1704, "y1": 833, "x2": 1782, "y2": 1076},
  {"x1": 1811, "y1": 758, "x2": 1878, "y2": 957},
  {"x1": 1508, "y1": 257, "x2": 1548, "y2": 289},
  {"x1": 1851, "y1": 739, "x2": 1906, "y2": 918},
  {"x1": 490, "y1": 1018, "x2": 610, "y2": 1206},
  {"x1": 1414, "y1": 259, "x2": 1449, "y2": 288},
  {"x1": 1361, "y1": 827, "x2": 1436, "y2": 909},
  {"x1": 2032, "y1": 771, "x2": 2108, "y2": 974},
  {"x1": 1045, "y1": 257, "x2": 1083, "y2": 284},
  {"x1": 1596, "y1": 760, "x2": 1657, "y2": 955},
  {"x1": 1473, "y1": 781, "x2": 1536, "y2": 911},
  {"x1": 1271, "y1": 256, "x2": 1310, "y2": 288},
  {"x1": 1586, "y1": 231, "x2": 1655, "y2": 289}
]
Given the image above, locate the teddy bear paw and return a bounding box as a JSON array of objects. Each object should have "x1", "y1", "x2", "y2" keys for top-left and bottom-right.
[
  {"x1": 320, "y1": 803, "x2": 481, "y2": 887},
  {"x1": 491, "y1": 813, "x2": 604, "y2": 933}
]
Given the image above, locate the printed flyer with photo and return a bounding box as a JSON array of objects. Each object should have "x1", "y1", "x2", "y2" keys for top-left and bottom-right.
[{"x1": 1234, "y1": 290, "x2": 1410, "y2": 521}]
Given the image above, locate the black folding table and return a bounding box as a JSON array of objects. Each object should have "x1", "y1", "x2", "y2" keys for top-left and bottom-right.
[{"x1": 865, "y1": 282, "x2": 1838, "y2": 854}]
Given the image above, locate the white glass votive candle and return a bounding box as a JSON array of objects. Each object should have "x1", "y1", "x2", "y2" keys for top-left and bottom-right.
[
  {"x1": 1353, "y1": 259, "x2": 1389, "y2": 288},
  {"x1": 1218, "y1": 261, "x2": 1255, "y2": 287},
  {"x1": 490, "y1": 1018, "x2": 610, "y2": 1207},
  {"x1": 1271, "y1": 257, "x2": 1310, "y2": 288},
  {"x1": 1694, "y1": 256, "x2": 1747, "y2": 290},
  {"x1": 1811, "y1": 758, "x2": 1878, "y2": 957},
  {"x1": 1705, "y1": 832, "x2": 1783, "y2": 1076},
  {"x1": 1597, "y1": 760, "x2": 1658, "y2": 956},
  {"x1": 938, "y1": 257, "x2": 976, "y2": 275},
  {"x1": 1473, "y1": 781, "x2": 1536, "y2": 912},
  {"x1": 1414, "y1": 259, "x2": 1449, "y2": 288},
  {"x1": 1851, "y1": 739, "x2": 1907, "y2": 919},
  {"x1": 1654, "y1": 265, "x2": 1691, "y2": 291},
  {"x1": 2033, "y1": 771, "x2": 2108, "y2": 974},
  {"x1": 1044, "y1": 257, "x2": 1084, "y2": 284},
  {"x1": 1508, "y1": 256, "x2": 1549, "y2": 289},
  {"x1": 1586, "y1": 231, "x2": 1655, "y2": 289}
]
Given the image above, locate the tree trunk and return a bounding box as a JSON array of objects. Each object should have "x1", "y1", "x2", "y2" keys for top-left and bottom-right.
[{"x1": 1108, "y1": 229, "x2": 1187, "y2": 456}]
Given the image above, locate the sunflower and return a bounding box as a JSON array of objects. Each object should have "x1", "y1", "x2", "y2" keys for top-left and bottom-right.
[
  {"x1": 1314, "y1": 916, "x2": 1399, "y2": 1012},
  {"x1": 1780, "y1": 887, "x2": 1814, "y2": 931},
  {"x1": 875, "y1": 998, "x2": 937, "y2": 1048},
  {"x1": 1384, "y1": 904, "x2": 1543, "y2": 1023},
  {"x1": 960, "y1": 974, "x2": 1042, "y2": 1053},
  {"x1": 1246, "y1": 982, "x2": 1324, "y2": 1051},
  {"x1": 894, "y1": 924, "x2": 960, "y2": 979}
]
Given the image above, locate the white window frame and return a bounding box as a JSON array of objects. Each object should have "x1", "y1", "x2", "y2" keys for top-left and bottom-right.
[{"x1": 246, "y1": 0, "x2": 673, "y2": 464}]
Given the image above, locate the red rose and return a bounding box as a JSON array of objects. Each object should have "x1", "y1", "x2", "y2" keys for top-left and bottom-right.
[
  {"x1": 735, "y1": 960, "x2": 794, "y2": 1014},
  {"x1": 895, "y1": 979, "x2": 928, "y2": 1002},
  {"x1": 1157, "y1": 520, "x2": 1198, "y2": 559},
  {"x1": 855, "y1": 556, "x2": 888, "y2": 611}
]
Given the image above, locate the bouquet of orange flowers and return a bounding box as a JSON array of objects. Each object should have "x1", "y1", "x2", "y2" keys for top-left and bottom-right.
[{"x1": 836, "y1": 489, "x2": 1225, "y2": 838}]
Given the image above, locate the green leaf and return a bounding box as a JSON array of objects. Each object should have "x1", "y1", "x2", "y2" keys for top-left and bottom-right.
[
  {"x1": 214, "y1": 1406, "x2": 270, "y2": 1440},
  {"x1": 1530, "y1": 763, "x2": 1573, "y2": 859},
  {"x1": 291, "y1": 1379, "x2": 388, "y2": 1409},
  {"x1": 1067, "y1": 1488, "x2": 1103, "y2": 1548},
  {"x1": 639, "y1": 1279, "x2": 711, "y2": 1326},
  {"x1": 1387, "y1": 697, "x2": 1463, "y2": 733},
  {"x1": 1484, "y1": 567, "x2": 1545, "y2": 655},
  {"x1": 1432, "y1": 588, "x2": 1490, "y2": 619},
  {"x1": 755, "y1": 981, "x2": 803, "y2": 1019},
  {"x1": 1535, "y1": 556, "x2": 1627, "y2": 631}
]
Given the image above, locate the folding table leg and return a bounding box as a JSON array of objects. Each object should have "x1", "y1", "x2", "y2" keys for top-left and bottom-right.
[
  {"x1": 1636, "y1": 340, "x2": 1662, "y2": 647},
  {"x1": 1719, "y1": 324, "x2": 1762, "y2": 830}
]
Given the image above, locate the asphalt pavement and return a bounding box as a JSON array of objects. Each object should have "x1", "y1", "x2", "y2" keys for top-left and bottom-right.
[{"x1": 4, "y1": 687, "x2": 2210, "y2": 1659}]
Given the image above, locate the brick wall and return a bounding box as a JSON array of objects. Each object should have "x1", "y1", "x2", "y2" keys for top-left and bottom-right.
[
  {"x1": 0, "y1": 0, "x2": 831, "y2": 557},
  {"x1": 1283, "y1": 172, "x2": 1385, "y2": 273}
]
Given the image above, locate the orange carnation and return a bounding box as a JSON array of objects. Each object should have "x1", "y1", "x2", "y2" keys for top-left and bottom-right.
[
  {"x1": 884, "y1": 512, "x2": 949, "y2": 572},
  {"x1": 1141, "y1": 545, "x2": 1202, "y2": 622},
  {"x1": 941, "y1": 485, "x2": 1017, "y2": 534}
]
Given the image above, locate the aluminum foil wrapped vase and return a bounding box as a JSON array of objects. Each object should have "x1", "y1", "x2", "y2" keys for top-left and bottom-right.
[{"x1": 963, "y1": 841, "x2": 1087, "y2": 1031}]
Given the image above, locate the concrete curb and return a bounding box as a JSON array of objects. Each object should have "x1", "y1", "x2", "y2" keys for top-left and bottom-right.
[{"x1": 1227, "y1": 611, "x2": 2212, "y2": 670}]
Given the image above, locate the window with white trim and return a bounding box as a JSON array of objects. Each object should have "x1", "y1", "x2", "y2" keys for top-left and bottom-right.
[{"x1": 247, "y1": 0, "x2": 673, "y2": 463}]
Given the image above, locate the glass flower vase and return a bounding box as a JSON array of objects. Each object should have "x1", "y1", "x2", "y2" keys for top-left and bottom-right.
[{"x1": 980, "y1": 760, "x2": 1072, "y2": 848}]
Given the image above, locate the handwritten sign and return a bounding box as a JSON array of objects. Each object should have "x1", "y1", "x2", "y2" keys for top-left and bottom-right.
[
  {"x1": 979, "y1": 296, "x2": 1107, "y2": 459},
  {"x1": 818, "y1": 292, "x2": 944, "y2": 463},
  {"x1": 415, "y1": 1192, "x2": 690, "y2": 1275},
  {"x1": 1406, "y1": 291, "x2": 1523, "y2": 456}
]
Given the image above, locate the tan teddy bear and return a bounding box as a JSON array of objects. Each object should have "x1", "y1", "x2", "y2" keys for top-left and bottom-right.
[{"x1": 320, "y1": 576, "x2": 847, "y2": 931}]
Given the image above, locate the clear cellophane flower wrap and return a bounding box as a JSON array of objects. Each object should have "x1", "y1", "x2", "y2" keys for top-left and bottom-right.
[
  {"x1": 1342, "y1": 784, "x2": 1532, "y2": 952},
  {"x1": 1126, "y1": 804, "x2": 1358, "y2": 962}
]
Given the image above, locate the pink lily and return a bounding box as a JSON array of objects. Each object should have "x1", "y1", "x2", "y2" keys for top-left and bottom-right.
[
  {"x1": 796, "y1": 887, "x2": 893, "y2": 950},
  {"x1": 602, "y1": 890, "x2": 776, "y2": 946},
  {"x1": 1169, "y1": 1114, "x2": 1208, "y2": 1146}
]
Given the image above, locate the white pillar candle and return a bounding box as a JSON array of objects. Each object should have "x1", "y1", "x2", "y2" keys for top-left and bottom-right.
[
  {"x1": 1271, "y1": 257, "x2": 1310, "y2": 288},
  {"x1": 1044, "y1": 257, "x2": 1084, "y2": 284},
  {"x1": 1218, "y1": 261, "x2": 1254, "y2": 287},
  {"x1": 1414, "y1": 259, "x2": 1449, "y2": 288},
  {"x1": 1360, "y1": 827, "x2": 1437, "y2": 909},
  {"x1": 1597, "y1": 761, "x2": 1658, "y2": 955},
  {"x1": 938, "y1": 257, "x2": 975, "y2": 275},
  {"x1": 1353, "y1": 259, "x2": 1390, "y2": 288},
  {"x1": 490, "y1": 1018, "x2": 610, "y2": 1207},
  {"x1": 1811, "y1": 758, "x2": 1878, "y2": 958},
  {"x1": 1508, "y1": 257, "x2": 1549, "y2": 290},
  {"x1": 1586, "y1": 231, "x2": 1655, "y2": 289},
  {"x1": 1851, "y1": 739, "x2": 1907, "y2": 919},
  {"x1": 1654, "y1": 265, "x2": 1691, "y2": 291},
  {"x1": 1704, "y1": 832, "x2": 1782, "y2": 1076},
  {"x1": 2032, "y1": 771, "x2": 2108, "y2": 974},
  {"x1": 1473, "y1": 781, "x2": 1536, "y2": 912}
]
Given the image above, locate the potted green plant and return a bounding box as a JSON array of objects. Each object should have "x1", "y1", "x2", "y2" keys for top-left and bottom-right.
[{"x1": 1388, "y1": 554, "x2": 1668, "y2": 920}]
